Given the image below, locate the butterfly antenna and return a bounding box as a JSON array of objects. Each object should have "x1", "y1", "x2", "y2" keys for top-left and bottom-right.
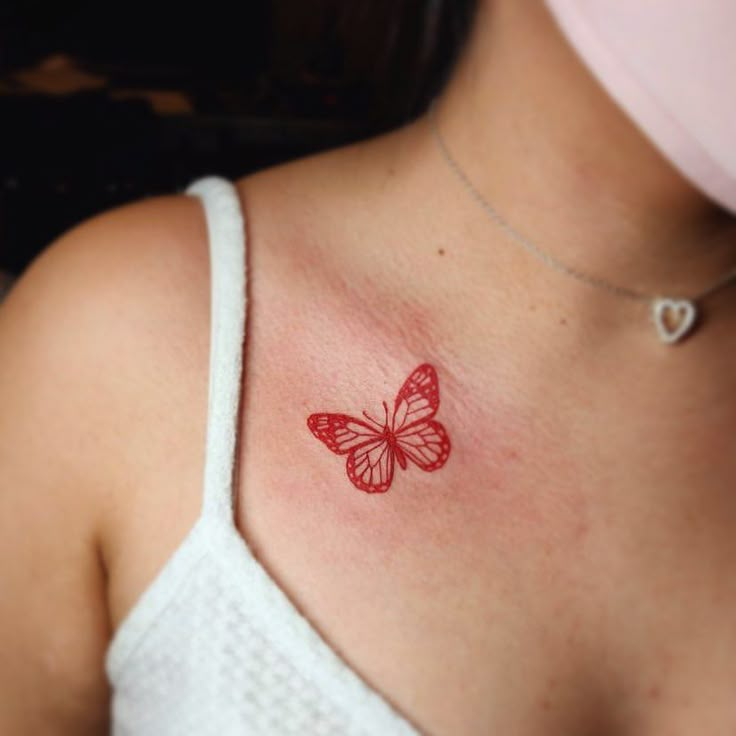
[{"x1": 382, "y1": 401, "x2": 389, "y2": 428}]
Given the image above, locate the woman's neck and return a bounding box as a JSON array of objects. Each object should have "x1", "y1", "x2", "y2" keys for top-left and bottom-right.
[{"x1": 417, "y1": 0, "x2": 736, "y2": 299}]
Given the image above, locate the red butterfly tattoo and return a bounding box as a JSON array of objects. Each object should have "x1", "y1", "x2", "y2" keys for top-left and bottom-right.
[{"x1": 307, "y1": 363, "x2": 451, "y2": 493}]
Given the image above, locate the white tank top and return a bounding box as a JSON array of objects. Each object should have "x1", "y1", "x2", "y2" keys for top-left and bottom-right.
[{"x1": 104, "y1": 175, "x2": 421, "y2": 735}]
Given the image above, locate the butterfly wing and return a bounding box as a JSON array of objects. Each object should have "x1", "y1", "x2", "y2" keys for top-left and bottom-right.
[
  {"x1": 307, "y1": 413, "x2": 381, "y2": 454},
  {"x1": 392, "y1": 364, "x2": 451, "y2": 473},
  {"x1": 392, "y1": 363, "x2": 441, "y2": 433},
  {"x1": 346, "y1": 435, "x2": 395, "y2": 493},
  {"x1": 395, "y1": 419, "x2": 451, "y2": 472},
  {"x1": 307, "y1": 413, "x2": 395, "y2": 493}
]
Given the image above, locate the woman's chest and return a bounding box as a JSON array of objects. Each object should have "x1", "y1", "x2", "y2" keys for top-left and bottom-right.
[
  {"x1": 233, "y1": 425, "x2": 736, "y2": 736},
  {"x1": 229, "y1": 349, "x2": 736, "y2": 735}
]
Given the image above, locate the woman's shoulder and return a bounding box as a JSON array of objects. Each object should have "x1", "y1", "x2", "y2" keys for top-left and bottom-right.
[
  {"x1": 3, "y1": 142, "x2": 382, "y2": 497},
  {"x1": 0, "y1": 188, "x2": 212, "y2": 733},
  {"x1": 1, "y1": 124, "x2": 424, "y2": 518},
  {"x1": 0, "y1": 187, "x2": 216, "y2": 553}
]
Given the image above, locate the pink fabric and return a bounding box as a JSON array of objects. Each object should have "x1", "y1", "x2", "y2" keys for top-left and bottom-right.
[{"x1": 543, "y1": 0, "x2": 736, "y2": 215}]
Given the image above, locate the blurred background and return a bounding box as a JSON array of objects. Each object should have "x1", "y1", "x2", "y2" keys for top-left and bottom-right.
[{"x1": 0, "y1": 0, "x2": 478, "y2": 298}]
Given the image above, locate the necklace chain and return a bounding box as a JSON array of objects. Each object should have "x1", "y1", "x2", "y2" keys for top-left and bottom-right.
[{"x1": 428, "y1": 97, "x2": 736, "y2": 306}]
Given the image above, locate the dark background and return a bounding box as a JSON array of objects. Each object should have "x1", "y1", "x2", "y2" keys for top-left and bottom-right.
[{"x1": 0, "y1": 0, "x2": 477, "y2": 280}]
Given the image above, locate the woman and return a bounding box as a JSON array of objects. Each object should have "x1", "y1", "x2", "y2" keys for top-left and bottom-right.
[{"x1": 2, "y1": 1, "x2": 735, "y2": 734}]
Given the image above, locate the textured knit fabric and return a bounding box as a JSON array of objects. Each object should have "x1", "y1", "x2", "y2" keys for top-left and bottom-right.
[
  {"x1": 104, "y1": 175, "x2": 420, "y2": 736},
  {"x1": 543, "y1": 0, "x2": 736, "y2": 215}
]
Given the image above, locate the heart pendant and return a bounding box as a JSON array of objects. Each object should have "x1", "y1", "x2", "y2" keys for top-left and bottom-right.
[{"x1": 652, "y1": 298, "x2": 697, "y2": 344}]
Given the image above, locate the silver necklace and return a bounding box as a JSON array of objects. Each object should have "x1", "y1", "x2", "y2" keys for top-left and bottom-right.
[{"x1": 428, "y1": 98, "x2": 736, "y2": 345}]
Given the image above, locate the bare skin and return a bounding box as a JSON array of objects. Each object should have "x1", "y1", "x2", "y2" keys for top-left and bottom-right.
[{"x1": 2, "y1": 0, "x2": 735, "y2": 734}]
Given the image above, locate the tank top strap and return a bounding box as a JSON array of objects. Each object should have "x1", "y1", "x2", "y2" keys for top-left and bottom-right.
[{"x1": 184, "y1": 175, "x2": 247, "y2": 528}]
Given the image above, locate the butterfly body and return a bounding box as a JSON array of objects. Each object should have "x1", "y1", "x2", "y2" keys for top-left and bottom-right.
[
  {"x1": 307, "y1": 364, "x2": 451, "y2": 493},
  {"x1": 362, "y1": 400, "x2": 409, "y2": 470}
]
